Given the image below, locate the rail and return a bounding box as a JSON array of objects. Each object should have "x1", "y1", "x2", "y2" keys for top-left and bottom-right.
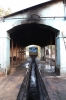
[{"x1": 17, "y1": 60, "x2": 49, "y2": 100}]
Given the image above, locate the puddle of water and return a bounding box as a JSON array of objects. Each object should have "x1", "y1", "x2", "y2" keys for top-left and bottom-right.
[
  {"x1": 44, "y1": 65, "x2": 55, "y2": 72},
  {"x1": 28, "y1": 62, "x2": 39, "y2": 100},
  {"x1": 30, "y1": 63, "x2": 37, "y2": 87},
  {"x1": 38, "y1": 64, "x2": 55, "y2": 73}
]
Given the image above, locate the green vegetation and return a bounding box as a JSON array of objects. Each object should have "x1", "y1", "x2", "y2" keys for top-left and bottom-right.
[{"x1": 0, "y1": 6, "x2": 12, "y2": 17}]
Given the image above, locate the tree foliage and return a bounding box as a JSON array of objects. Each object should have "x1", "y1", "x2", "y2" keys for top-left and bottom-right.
[{"x1": 0, "y1": 6, "x2": 12, "y2": 17}]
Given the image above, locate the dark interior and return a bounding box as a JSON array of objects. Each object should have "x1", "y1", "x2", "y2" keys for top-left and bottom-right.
[{"x1": 8, "y1": 23, "x2": 59, "y2": 47}]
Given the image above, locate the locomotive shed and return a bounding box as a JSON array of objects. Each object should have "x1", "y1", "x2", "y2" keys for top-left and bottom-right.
[
  {"x1": 0, "y1": 0, "x2": 66, "y2": 100},
  {"x1": 9, "y1": 22, "x2": 58, "y2": 71},
  {"x1": 1, "y1": 0, "x2": 65, "y2": 75}
]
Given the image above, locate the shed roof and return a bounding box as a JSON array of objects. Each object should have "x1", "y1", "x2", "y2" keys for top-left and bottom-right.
[{"x1": 4, "y1": 0, "x2": 62, "y2": 18}]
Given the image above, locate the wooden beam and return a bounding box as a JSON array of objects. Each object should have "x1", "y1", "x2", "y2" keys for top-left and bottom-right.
[
  {"x1": 44, "y1": 47, "x2": 45, "y2": 57},
  {"x1": 19, "y1": 45, "x2": 20, "y2": 64},
  {"x1": 12, "y1": 39, "x2": 13, "y2": 67},
  {"x1": 55, "y1": 33, "x2": 56, "y2": 68},
  {"x1": 50, "y1": 36, "x2": 52, "y2": 67},
  {"x1": 44, "y1": 47, "x2": 45, "y2": 61},
  {"x1": 21, "y1": 47, "x2": 22, "y2": 62},
  {"x1": 16, "y1": 43, "x2": 17, "y2": 65}
]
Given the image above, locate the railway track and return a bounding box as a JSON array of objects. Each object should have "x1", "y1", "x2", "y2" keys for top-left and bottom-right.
[{"x1": 17, "y1": 59, "x2": 49, "y2": 100}]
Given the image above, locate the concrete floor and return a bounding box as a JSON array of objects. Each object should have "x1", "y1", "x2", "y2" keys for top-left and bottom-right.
[
  {"x1": 0, "y1": 62, "x2": 27, "y2": 100},
  {"x1": 36, "y1": 59, "x2": 66, "y2": 100}
]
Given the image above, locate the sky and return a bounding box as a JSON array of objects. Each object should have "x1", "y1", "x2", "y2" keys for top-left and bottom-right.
[{"x1": 0, "y1": 0, "x2": 50, "y2": 13}]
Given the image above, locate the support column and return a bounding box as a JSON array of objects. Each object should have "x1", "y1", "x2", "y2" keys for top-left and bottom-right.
[
  {"x1": 21, "y1": 47, "x2": 23, "y2": 62},
  {"x1": 16, "y1": 43, "x2": 17, "y2": 65},
  {"x1": 55, "y1": 32, "x2": 60, "y2": 75},
  {"x1": 24, "y1": 48, "x2": 26, "y2": 60},
  {"x1": 48, "y1": 45, "x2": 50, "y2": 65},
  {"x1": 60, "y1": 31, "x2": 66, "y2": 75},
  {"x1": 23, "y1": 53, "x2": 24, "y2": 61},
  {"x1": 41, "y1": 47, "x2": 44, "y2": 60},
  {"x1": 55, "y1": 33, "x2": 56, "y2": 68},
  {"x1": 0, "y1": 32, "x2": 10, "y2": 74},
  {"x1": 44, "y1": 47, "x2": 45, "y2": 61},
  {"x1": 44, "y1": 47, "x2": 45, "y2": 57},
  {"x1": 19, "y1": 45, "x2": 20, "y2": 64},
  {"x1": 55, "y1": 31, "x2": 66, "y2": 75},
  {"x1": 20, "y1": 47, "x2": 21, "y2": 63},
  {"x1": 23, "y1": 48, "x2": 24, "y2": 61},
  {"x1": 12, "y1": 39, "x2": 13, "y2": 68},
  {"x1": 50, "y1": 37, "x2": 52, "y2": 67},
  {"x1": 22, "y1": 48, "x2": 23, "y2": 61}
]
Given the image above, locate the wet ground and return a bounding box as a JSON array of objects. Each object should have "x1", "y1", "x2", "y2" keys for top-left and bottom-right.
[
  {"x1": 36, "y1": 59, "x2": 66, "y2": 100},
  {"x1": 0, "y1": 58, "x2": 66, "y2": 100},
  {"x1": 28, "y1": 61, "x2": 39, "y2": 100},
  {"x1": 17, "y1": 59, "x2": 49, "y2": 100},
  {"x1": 27, "y1": 60, "x2": 49, "y2": 100}
]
